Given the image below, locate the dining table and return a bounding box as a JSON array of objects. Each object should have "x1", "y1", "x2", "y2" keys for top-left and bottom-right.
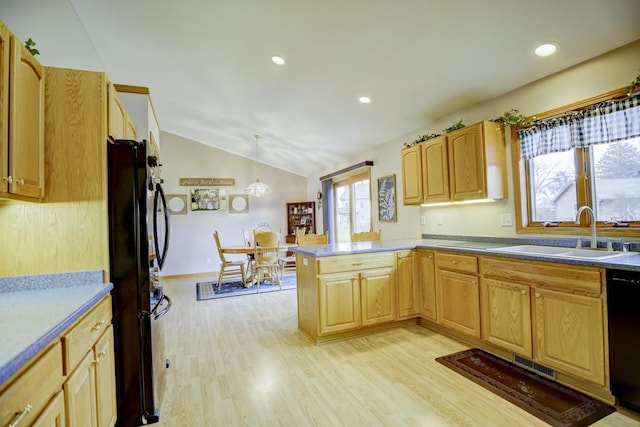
[{"x1": 220, "y1": 243, "x2": 297, "y2": 286}]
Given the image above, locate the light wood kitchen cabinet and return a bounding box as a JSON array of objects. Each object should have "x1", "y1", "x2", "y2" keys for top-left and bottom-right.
[
  {"x1": 436, "y1": 252, "x2": 481, "y2": 338},
  {"x1": 32, "y1": 390, "x2": 66, "y2": 427},
  {"x1": 422, "y1": 136, "x2": 450, "y2": 203},
  {"x1": 115, "y1": 85, "x2": 161, "y2": 151},
  {"x1": 63, "y1": 296, "x2": 116, "y2": 427},
  {"x1": 397, "y1": 250, "x2": 418, "y2": 319},
  {"x1": 447, "y1": 121, "x2": 506, "y2": 201},
  {"x1": 0, "y1": 22, "x2": 45, "y2": 201},
  {"x1": 400, "y1": 143, "x2": 423, "y2": 205},
  {"x1": 318, "y1": 271, "x2": 361, "y2": 334},
  {"x1": 415, "y1": 250, "x2": 437, "y2": 321},
  {"x1": 107, "y1": 82, "x2": 136, "y2": 141},
  {"x1": 0, "y1": 342, "x2": 64, "y2": 427},
  {"x1": 298, "y1": 252, "x2": 396, "y2": 342},
  {"x1": 480, "y1": 257, "x2": 606, "y2": 386},
  {"x1": 361, "y1": 267, "x2": 396, "y2": 326},
  {"x1": 481, "y1": 277, "x2": 532, "y2": 356},
  {"x1": 400, "y1": 120, "x2": 506, "y2": 205}
]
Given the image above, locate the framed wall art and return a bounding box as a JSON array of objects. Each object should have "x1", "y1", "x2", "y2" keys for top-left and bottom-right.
[
  {"x1": 229, "y1": 194, "x2": 249, "y2": 214},
  {"x1": 377, "y1": 174, "x2": 397, "y2": 222},
  {"x1": 166, "y1": 194, "x2": 188, "y2": 215},
  {"x1": 190, "y1": 188, "x2": 227, "y2": 211}
]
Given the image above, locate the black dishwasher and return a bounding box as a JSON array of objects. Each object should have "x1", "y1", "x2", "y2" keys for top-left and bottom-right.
[{"x1": 606, "y1": 269, "x2": 640, "y2": 413}]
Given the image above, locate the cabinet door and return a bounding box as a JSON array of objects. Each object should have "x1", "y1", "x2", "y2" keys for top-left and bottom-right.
[
  {"x1": 401, "y1": 144, "x2": 423, "y2": 205},
  {"x1": 361, "y1": 267, "x2": 396, "y2": 326},
  {"x1": 437, "y1": 269, "x2": 481, "y2": 338},
  {"x1": 95, "y1": 326, "x2": 117, "y2": 427},
  {"x1": 422, "y1": 137, "x2": 450, "y2": 202},
  {"x1": 64, "y1": 351, "x2": 98, "y2": 427},
  {"x1": 397, "y1": 251, "x2": 417, "y2": 319},
  {"x1": 533, "y1": 287, "x2": 605, "y2": 386},
  {"x1": 124, "y1": 112, "x2": 136, "y2": 140},
  {"x1": 108, "y1": 83, "x2": 126, "y2": 140},
  {"x1": 319, "y1": 271, "x2": 360, "y2": 334},
  {"x1": 447, "y1": 123, "x2": 485, "y2": 200},
  {"x1": 0, "y1": 24, "x2": 8, "y2": 187},
  {"x1": 416, "y1": 250, "x2": 437, "y2": 321},
  {"x1": 7, "y1": 35, "x2": 44, "y2": 199},
  {"x1": 32, "y1": 390, "x2": 66, "y2": 427},
  {"x1": 481, "y1": 278, "x2": 532, "y2": 357}
]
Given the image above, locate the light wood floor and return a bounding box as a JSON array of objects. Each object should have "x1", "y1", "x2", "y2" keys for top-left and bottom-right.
[{"x1": 157, "y1": 275, "x2": 640, "y2": 427}]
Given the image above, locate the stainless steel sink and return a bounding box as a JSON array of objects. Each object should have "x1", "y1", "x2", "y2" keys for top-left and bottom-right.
[{"x1": 492, "y1": 245, "x2": 629, "y2": 260}]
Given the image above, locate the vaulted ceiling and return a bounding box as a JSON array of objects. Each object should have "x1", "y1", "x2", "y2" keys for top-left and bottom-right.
[{"x1": 2, "y1": 0, "x2": 640, "y2": 176}]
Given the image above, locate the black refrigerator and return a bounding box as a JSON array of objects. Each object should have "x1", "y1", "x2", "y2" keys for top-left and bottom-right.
[{"x1": 108, "y1": 139, "x2": 171, "y2": 426}]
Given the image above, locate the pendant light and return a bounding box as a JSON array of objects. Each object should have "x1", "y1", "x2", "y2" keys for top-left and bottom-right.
[{"x1": 245, "y1": 134, "x2": 272, "y2": 197}]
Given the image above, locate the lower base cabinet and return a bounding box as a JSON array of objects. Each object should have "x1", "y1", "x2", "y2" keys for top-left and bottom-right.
[
  {"x1": 415, "y1": 250, "x2": 437, "y2": 321},
  {"x1": 481, "y1": 257, "x2": 606, "y2": 386},
  {"x1": 65, "y1": 325, "x2": 116, "y2": 427},
  {"x1": 33, "y1": 390, "x2": 66, "y2": 427},
  {"x1": 0, "y1": 295, "x2": 116, "y2": 427}
]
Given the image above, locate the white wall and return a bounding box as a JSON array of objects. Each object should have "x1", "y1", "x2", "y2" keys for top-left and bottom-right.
[
  {"x1": 308, "y1": 40, "x2": 640, "y2": 240},
  {"x1": 160, "y1": 132, "x2": 307, "y2": 276}
]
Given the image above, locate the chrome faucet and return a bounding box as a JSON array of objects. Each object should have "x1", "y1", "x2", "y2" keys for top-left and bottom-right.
[{"x1": 575, "y1": 206, "x2": 597, "y2": 248}]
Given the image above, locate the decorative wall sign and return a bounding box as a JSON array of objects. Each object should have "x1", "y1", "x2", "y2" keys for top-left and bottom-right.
[
  {"x1": 191, "y1": 189, "x2": 227, "y2": 211},
  {"x1": 377, "y1": 174, "x2": 397, "y2": 222},
  {"x1": 166, "y1": 194, "x2": 188, "y2": 215},
  {"x1": 180, "y1": 177, "x2": 235, "y2": 186},
  {"x1": 229, "y1": 194, "x2": 249, "y2": 214}
]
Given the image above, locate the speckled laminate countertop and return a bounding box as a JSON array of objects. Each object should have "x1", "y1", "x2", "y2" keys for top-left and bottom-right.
[
  {"x1": 291, "y1": 237, "x2": 640, "y2": 272},
  {"x1": 0, "y1": 271, "x2": 113, "y2": 385}
]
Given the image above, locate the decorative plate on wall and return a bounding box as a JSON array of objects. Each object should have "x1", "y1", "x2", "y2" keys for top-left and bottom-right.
[
  {"x1": 167, "y1": 194, "x2": 188, "y2": 215},
  {"x1": 229, "y1": 194, "x2": 249, "y2": 214}
]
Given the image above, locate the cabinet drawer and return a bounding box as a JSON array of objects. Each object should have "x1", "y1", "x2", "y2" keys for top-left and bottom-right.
[
  {"x1": 0, "y1": 341, "x2": 63, "y2": 427},
  {"x1": 481, "y1": 257, "x2": 602, "y2": 295},
  {"x1": 62, "y1": 296, "x2": 112, "y2": 373},
  {"x1": 317, "y1": 252, "x2": 393, "y2": 275},
  {"x1": 436, "y1": 252, "x2": 478, "y2": 274}
]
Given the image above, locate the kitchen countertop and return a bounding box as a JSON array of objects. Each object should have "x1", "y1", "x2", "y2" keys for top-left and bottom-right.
[
  {"x1": 0, "y1": 271, "x2": 113, "y2": 385},
  {"x1": 291, "y1": 237, "x2": 640, "y2": 272}
]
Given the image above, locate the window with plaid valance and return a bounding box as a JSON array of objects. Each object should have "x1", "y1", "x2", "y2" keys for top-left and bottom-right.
[{"x1": 518, "y1": 93, "x2": 640, "y2": 159}]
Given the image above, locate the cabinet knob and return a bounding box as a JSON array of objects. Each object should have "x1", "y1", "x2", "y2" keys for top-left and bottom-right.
[
  {"x1": 428, "y1": 255, "x2": 433, "y2": 259},
  {"x1": 451, "y1": 260, "x2": 457, "y2": 265},
  {"x1": 535, "y1": 292, "x2": 541, "y2": 298},
  {"x1": 2, "y1": 176, "x2": 13, "y2": 184},
  {"x1": 521, "y1": 289, "x2": 527, "y2": 295},
  {"x1": 471, "y1": 280, "x2": 476, "y2": 285},
  {"x1": 92, "y1": 320, "x2": 106, "y2": 331},
  {"x1": 14, "y1": 178, "x2": 25, "y2": 185}
]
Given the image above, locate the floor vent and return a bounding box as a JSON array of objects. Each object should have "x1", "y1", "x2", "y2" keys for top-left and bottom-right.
[{"x1": 513, "y1": 355, "x2": 557, "y2": 381}]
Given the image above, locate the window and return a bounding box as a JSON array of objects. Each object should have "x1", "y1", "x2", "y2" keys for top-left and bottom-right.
[
  {"x1": 333, "y1": 170, "x2": 372, "y2": 243},
  {"x1": 515, "y1": 88, "x2": 640, "y2": 234}
]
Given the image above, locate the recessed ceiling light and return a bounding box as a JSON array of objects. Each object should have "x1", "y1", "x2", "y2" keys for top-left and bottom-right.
[
  {"x1": 534, "y1": 43, "x2": 558, "y2": 57},
  {"x1": 271, "y1": 55, "x2": 286, "y2": 65},
  {"x1": 358, "y1": 96, "x2": 372, "y2": 104}
]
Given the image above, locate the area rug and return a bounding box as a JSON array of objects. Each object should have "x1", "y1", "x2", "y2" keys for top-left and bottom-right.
[
  {"x1": 196, "y1": 274, "x2": 296, "y2": 301},
  {"x1": 436, "y1": 348, "x2": 615, "y2": 427}
]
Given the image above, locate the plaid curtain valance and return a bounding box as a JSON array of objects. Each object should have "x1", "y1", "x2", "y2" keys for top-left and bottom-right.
[{"x1": 518, "y1": 93, "x2": 640, "y2": 159}]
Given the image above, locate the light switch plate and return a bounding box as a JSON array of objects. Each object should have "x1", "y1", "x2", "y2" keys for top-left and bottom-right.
[{"x1": 500, "y1": 213, "x2": 513, "y2": 226}]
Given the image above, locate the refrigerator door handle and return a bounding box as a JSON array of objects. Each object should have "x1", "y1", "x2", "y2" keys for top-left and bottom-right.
[
  {"x1": 154, "y1": 182, "x2": 170, "y2": 269},
  {"x1": 153, "y1": 295, "x2": 172, "y2": 320}
]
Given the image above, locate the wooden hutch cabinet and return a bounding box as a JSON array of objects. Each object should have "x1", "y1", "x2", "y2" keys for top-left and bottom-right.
[{"x1": 286, "y1": 201, "x2": 315, "y2": 242}]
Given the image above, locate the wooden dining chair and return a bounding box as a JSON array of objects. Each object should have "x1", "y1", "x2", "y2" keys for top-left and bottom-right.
[
  {"x1": 351, "y1": 230, "x2": 381, "y2": 242},
  {"x1": 297, "y1": 231, "x2": 328, "y2": 246},
  {"x1": 213, "y1": 231, "x2": 246, "y2": 290},
  {"x1": 253, "y1": 230, "x2": 281, "y2": 291}
]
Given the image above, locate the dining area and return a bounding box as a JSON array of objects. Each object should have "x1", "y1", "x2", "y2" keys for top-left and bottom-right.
[{"x1": 213, "y1": 228, "x2": 295, "y2": 292}]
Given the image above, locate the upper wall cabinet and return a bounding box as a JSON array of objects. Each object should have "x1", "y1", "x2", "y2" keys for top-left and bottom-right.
[
  {"x1": 401, "y1": 120, "x2": 507, "y2": 205},
  {"x1": 115, "y1": 84, "x2": 160, "y2": 155},
  {"x1": 107, "y1": 82, "x2": 135, "y2": 141},
  {"x1": 0, "y1": 22, "x2": 45, "y2": 201}
]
